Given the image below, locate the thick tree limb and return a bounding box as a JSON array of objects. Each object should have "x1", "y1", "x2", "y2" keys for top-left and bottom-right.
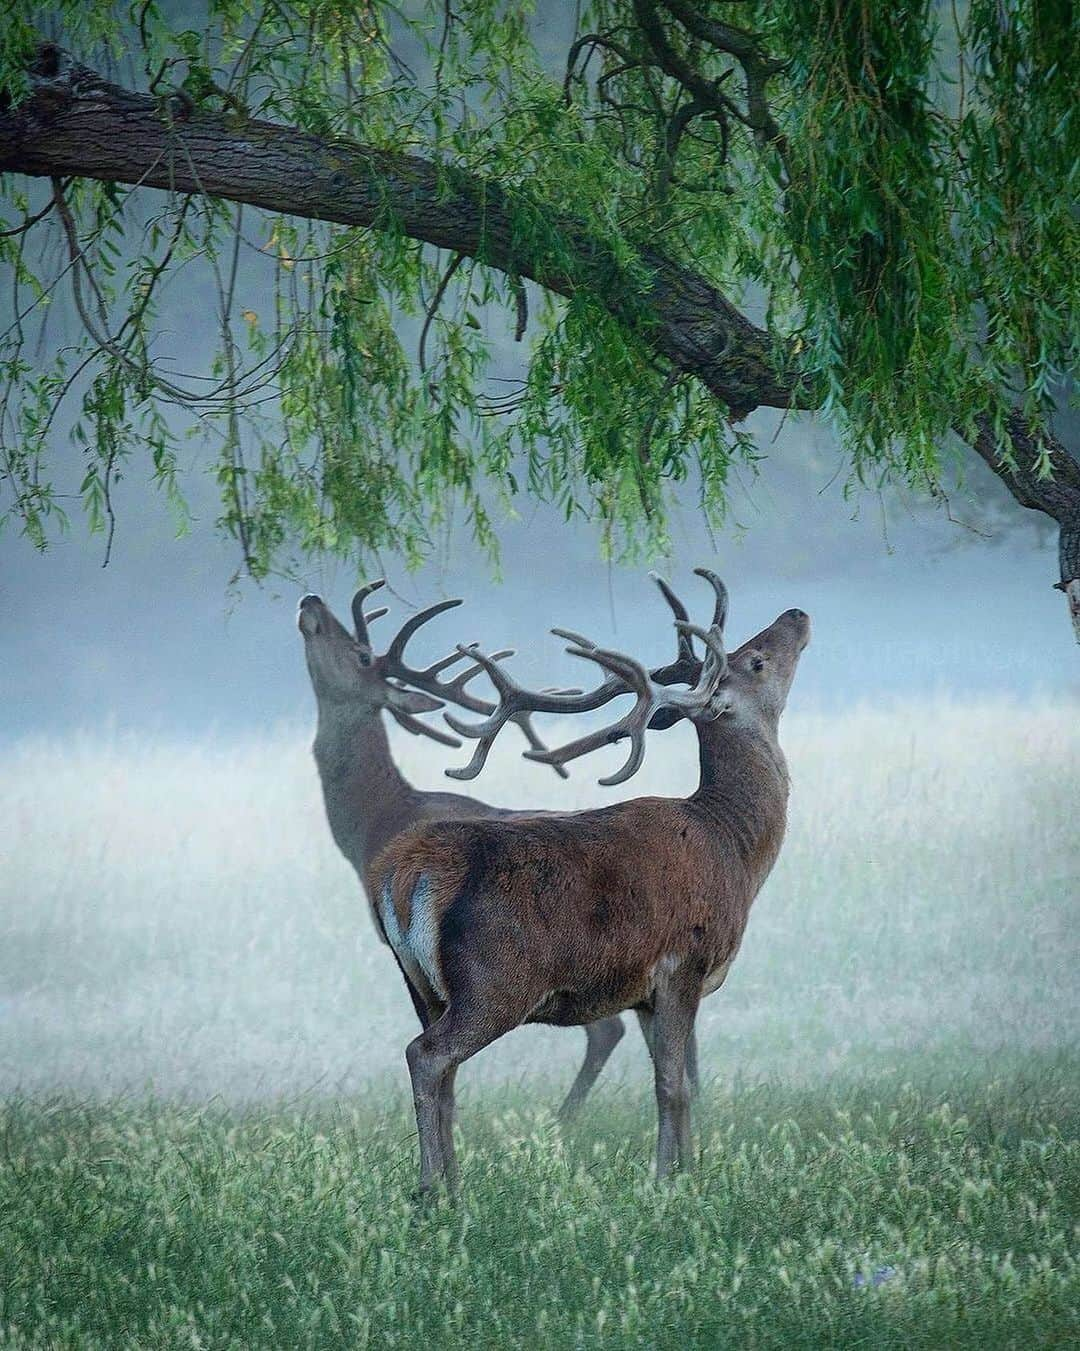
[
  {"x1": 0, "y1": 43, "x2": 803, "y2": 417},
  {"x1": 965, "y1": 411, "x2": 1080, "y2": 639},
  {"x1": 1, "y1": 43, "x2": 1078, "y2": 628}
]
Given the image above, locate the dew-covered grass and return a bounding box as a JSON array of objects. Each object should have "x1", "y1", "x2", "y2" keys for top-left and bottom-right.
[{"x1": 0, "y1": 699, "x2": 1077, "y2": 1345}]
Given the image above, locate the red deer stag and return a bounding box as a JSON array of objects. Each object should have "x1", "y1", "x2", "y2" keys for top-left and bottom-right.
[
  {"x1": 371, "y1": 572, "x2": 810, "y2": 1192},
  {"x1": 297, "y1": 584, "x2": 702, "y2": 1115}
]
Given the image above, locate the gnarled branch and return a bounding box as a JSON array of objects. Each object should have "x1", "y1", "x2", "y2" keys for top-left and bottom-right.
[{"x1": 0, "y1": 43, "x2": 805, "y2": 418}]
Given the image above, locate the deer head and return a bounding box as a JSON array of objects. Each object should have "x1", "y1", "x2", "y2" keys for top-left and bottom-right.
[
  {"x1": 719, "y1": 607, "x2": 811, "y2": 735},
  {"x1": 299, "y1": 583, "x2": 580, "y2": 769},
  {"x1": 298, "y1": 584, "x2": 512, "y2": 748}
]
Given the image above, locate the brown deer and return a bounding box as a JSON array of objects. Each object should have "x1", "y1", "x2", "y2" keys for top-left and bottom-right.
[
  {"x1": 297, "y1": 583, "x2": 702, "y2": 1116},
  {"x1": 370, "y1": 572, "x2": 810, "y2": 1192}
]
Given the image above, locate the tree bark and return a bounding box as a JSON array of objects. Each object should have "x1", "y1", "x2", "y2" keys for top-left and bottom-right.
[
  {"x1": 2, "y1": 43, "x2": 1078, "y2": 634},
  {"x1": 0, "y1": 44, "x2": 803, "y2": 417},
  {"x1": 965, "y1": 412, "x2": 1080, "y2": 642}
]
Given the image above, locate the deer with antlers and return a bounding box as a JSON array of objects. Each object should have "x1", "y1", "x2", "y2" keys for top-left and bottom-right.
[
  {"x1": 370, "y1": 571, "x2": 810, "y2": 1193},
  {"x1": 297, "y1": 583, "x2": 702, "y2": 1116}
]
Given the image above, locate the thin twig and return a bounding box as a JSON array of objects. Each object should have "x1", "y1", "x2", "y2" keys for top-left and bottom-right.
[
  {"x1": 418, "y1": 252, "x2": 465, "y2": 376},
  {"x1": 0, "y1": 197, "x2": 60, "y2": 239}
]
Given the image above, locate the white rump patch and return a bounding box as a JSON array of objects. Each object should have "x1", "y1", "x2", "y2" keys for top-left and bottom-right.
[{"x1": 379, "y1": 873, "x2": 447, "y2": 1001}]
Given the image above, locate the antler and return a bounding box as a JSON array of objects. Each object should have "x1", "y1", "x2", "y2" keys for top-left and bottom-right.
[
  {"x1": 445, "y1": 570, "x2": 730, "y2": 785},
  {"x1": 377, "y1": 598, "x2": 500, "y2": 716},
  {"x1": 444, "y1": 643, "x2": 620, "y2": 781},
  {"x1": 523, "y1": 614, "x2": 729, "y2": 786},
  {"x1": 350, "y1": 581, "x2": 498, "y2": 716},
  {"x1": 350, "y1": 580, "x2": 570, "y2": 770},
  {"x1": 351, "y1": 579, "x2": 389, "y2": 649}
]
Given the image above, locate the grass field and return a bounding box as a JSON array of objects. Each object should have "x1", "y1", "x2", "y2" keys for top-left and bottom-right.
[{"x1": 1, "y1": 699, "x2": 1078, "y2": 1346}]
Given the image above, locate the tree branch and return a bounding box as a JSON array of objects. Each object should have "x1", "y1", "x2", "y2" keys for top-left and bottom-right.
[
  {"x1": 963, "y1": 411, "x2": 1080, "y2": 637},
  {"x1": 2, "y1": 43, "x2": 1078, "y2": 625},
  {"x1": 0, "y1": 43, "x2": 805, "y2": 417}
]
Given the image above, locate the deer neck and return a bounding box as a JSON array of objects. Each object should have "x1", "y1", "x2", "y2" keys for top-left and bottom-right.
[
  {"x1": 691, "y1": 718, "x2": 790, "y2": 883},
  {"x1": 312, "y1": 704, "x2": 419, "y2": 875}
]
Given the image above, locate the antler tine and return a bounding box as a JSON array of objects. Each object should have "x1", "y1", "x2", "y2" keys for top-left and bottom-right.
[
  {"x1": 509, "y1": 712, "x2": 570, "y2": 780},
  {"x1": 351, "y1": 578, "x2": 387, "y2": 647},
  {"x1": 422, "y1": 645, "x2": 501, "y2": 679},
  {"x1": 523, "y1": 640, "x2": 659, "y2": 787},
  {"x1": 385, "y1": 704, "x2": 463, "y2": 748},
  {"x1": 674, "y1": 621, "x2": 729, "y2": 683},
  {"x1": 550, "y1": 627, "x2": 598, "y2": 650},
  {"x1": 382, "y1": 598, "x2": 463, "y2": 666},
  {"x1": 693, "y1": 567, "x2": 729, "y2": 631},
  {"x1": 649, "y1": 568, "x2": 727, "y2": 689},
  {"x1": 650, "y1": 572, "x2": 696, "y2": 664},
  {"x1": 427, "y1": 647, "x2": 515, "y2": 718},
  {"x1": 444, "y1": 737, "x2": 495, "y2": 781}
]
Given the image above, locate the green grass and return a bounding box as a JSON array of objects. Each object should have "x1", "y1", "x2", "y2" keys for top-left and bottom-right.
[
  {"x1": 2, "y1": 1058, "x2": 1078, "y2": 1348},
  {"x1": 1, "y1": 699, "x2": 1078, "y2": 1345}
]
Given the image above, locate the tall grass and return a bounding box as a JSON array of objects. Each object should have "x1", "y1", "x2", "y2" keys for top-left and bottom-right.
[
  {"x1": 2, "y1": 699, "x2": 1076, "y2": 1099},
  {"x1": 1, "y1": 699, "x2": 1077, "y2": 1346}
]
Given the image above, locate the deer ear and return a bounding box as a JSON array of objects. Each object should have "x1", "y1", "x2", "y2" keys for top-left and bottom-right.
[
  {"x1": 646, "y1": 708, "x2": 684, "y2": 731},
  {"x1": 384, "y1": 685, "x2": 443, "y2": 716}
]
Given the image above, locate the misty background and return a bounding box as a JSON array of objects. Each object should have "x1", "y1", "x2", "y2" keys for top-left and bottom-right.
[
  {"x1": 1, "y1": 3, "x2": 1076, "y2": 1110},
  {"x1": 2, "y1": 386, "x2": 1076, "y2": 742}
]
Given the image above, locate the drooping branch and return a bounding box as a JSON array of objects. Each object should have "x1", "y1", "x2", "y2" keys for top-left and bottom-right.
[
  {"x1": 0, "y1": 43, "x2": 804, "y2": 418},
  {"x1": 1, "y1": 41, "x2": 1078, "y2": 627},
  {"x1": 658, "y1": 0, "x2": 790, "y2": 165}
]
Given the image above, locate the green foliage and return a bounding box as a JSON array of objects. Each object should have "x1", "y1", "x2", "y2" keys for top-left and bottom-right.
[
  {"x1": 959, "y1": 0, "x2": 1078, "y2": 468},
  {"x1": 0, "y1": 0, "x2": 1075, "y2": 575},
  {"x1": 771, "y1": 1, "x2": 966, "y2": 479}
]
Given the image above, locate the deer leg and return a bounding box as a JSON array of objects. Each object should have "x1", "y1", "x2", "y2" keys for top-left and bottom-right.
[
  {"x1": 438, "y1": 1064, "x2": 459, "y2": 1189},
  {"x1": 651, "y1": 974, "x2": 700, "y2": 1180},
  {"x1": 685, "y1": 1026, "x2": 701, "y2": 1099},
  {"x1": 640, "y1": 1006, "x2": 699, "y2": 1100},
  {"x1": 635, "y1": 1006, "x2": 656, "y2": 1060},
  {"x1": 405, "y1": 1001, "x2": 519, "y2": 1197},
  {"x1": 556, "y1": 1016, "x2": 625, "y2": 1121},
  {"x1": 406, "y1": 1027, "x2": 450, "y2": 1195}
]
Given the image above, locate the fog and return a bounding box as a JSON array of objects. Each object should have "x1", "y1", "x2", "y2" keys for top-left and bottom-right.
[
  {"x1": 5, "y1": 451, "x2": 1076, "y2": 1100},
  {"x1": 3, "y1": 700, "x2": 1077, "y2": 1103},
  {"x1": 1, "y1": 12, "x2": 1077, "y2": 1107},
  {"x1": 1, "y1": 397, "x2": 1076, "y2": 743}
]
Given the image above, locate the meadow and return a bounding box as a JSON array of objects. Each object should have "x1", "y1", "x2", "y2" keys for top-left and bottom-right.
[{"x1": 1, "y1": 699, "x2": 1078, "y2": 1347}]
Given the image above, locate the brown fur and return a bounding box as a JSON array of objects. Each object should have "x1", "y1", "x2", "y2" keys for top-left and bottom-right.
[
  {"x1": 372, "y1": 755, "x2": 787, "y2": 1028},
  {"x1": 373, "y1": 604, "x2": 810, "y2": 1194}
]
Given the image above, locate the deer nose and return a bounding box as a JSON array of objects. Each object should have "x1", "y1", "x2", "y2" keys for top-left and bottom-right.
[
  {"x1": 297, "y1": 593, "x2": 324, "y2": 636},
  {"x1": 783, "y1": 608, "x2": 811, "y2": 646}
]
